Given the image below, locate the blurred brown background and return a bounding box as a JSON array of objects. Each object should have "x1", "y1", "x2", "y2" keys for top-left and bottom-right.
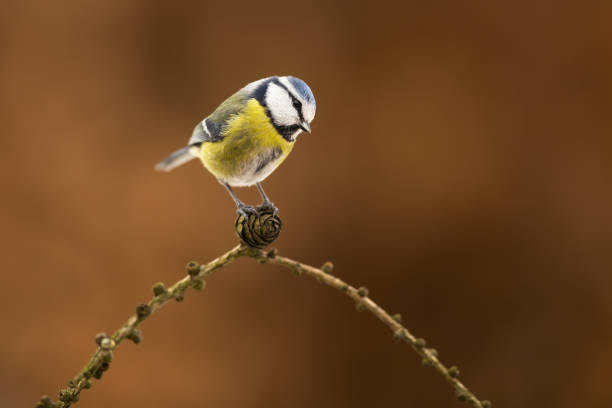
[{"x1": 1, "y1": 1, "x2": 611, "y2": 407}]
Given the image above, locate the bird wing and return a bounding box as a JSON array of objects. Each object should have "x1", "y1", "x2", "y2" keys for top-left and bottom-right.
[{"x1": 188, "y1": 89, "x2": 251, "y2": 146}]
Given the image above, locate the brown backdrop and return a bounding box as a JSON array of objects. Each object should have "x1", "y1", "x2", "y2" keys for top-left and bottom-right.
[{"x1": 1, "y1": 1, "x2": 611, "y2": 407}]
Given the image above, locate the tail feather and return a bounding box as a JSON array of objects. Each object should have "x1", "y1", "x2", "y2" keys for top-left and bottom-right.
[{"x1": 155, "y1": 147, "x2": 196, "y2": 172}]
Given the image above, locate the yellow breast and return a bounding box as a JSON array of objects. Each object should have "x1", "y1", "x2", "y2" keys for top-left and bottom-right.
[{"x1": 198, "y1": 99, "x2": 294, "y2": 186}]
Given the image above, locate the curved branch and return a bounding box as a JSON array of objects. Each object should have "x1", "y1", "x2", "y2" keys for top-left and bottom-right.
[
  {"x1": 250, "y1": 248, "x2": 490, "y2": 408},
  {"x1": 36, "y1": 244, "x2": 248, "y2": 408},
  {"x1": 36, "y1": 244, "x2": 490, "y2": 408}
]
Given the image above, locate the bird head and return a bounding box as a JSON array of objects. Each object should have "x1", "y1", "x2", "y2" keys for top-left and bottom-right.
[{"x1": 261, "y1": 76, "x2": 316, "y2": 141}]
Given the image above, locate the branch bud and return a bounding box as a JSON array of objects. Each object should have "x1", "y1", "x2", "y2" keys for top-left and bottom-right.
[
  {"x1": 455, "y1": 390, "x2": 468, "y2": 402},
  {"x1": 448, "y1": 365, "x2": 460, "y2": 378},
  {"x1": 94, "y1": 333, "x2": 107, "y2": 346},
  {"x1": 186, "y1": 261, "x2": 200, "y2": 277},
  {"x1": 192, "y1": 279, "x2": 206, "y2": 291},
  {"x1": 58, "y1": 388, "x2": 79, "y2": 404},
  {"x1": 136, "y1": 303, "x2": 151, "y2": 319},
  {"x1": 152, "y1": 282, "x2": 167, "y2": 297},
  {"x1": 126, "y1": 329, "x2": 142, "y2": 344},
  {"x1": 100, "y1": 338, "x2": 115, "y2": 350},
  {"x1": 357, "y1": 287, "x2": 369, "y2": 297},
  {"x1": 392, "y1": 329, "x2": 406, "y2": 342},
  {"x1": 102, "y1": 351, "x2": 113, "y2": 363},
  {"x1": 321, "y1": 261, "x2": 334, "y2": 274},
  {"x1": 36, "y1": 396, "x2": 54, "y2": 408}
]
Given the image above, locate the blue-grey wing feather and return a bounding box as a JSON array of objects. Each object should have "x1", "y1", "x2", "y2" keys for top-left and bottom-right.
[{"x1": 188, "y1": 87, "x2": 257, "y2": 146}]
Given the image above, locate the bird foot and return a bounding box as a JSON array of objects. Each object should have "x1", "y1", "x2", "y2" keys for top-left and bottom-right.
[
  {"x1": 258, "y1": 201, "x2": 278, "y2": 215},
  {"x1": 237, "y1": 204, "x2": 259, "y2": 219}
]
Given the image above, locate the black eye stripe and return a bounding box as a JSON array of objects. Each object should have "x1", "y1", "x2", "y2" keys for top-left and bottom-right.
[{"x1": 290, "y1": 96, "x2": 304, "y2": 121}]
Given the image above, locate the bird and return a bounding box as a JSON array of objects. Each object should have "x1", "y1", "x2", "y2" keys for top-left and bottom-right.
[{"x1": 155, "y1": 76, "x2": 316, "y2": 218}]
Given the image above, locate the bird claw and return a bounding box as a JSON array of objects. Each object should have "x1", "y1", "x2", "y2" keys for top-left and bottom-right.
[
  {"x1": 259, "y1": 201, "x2": 278, "y2": 215},
  {"x1": 237, "y1": 204, "x2": 258, "y2": 219}
]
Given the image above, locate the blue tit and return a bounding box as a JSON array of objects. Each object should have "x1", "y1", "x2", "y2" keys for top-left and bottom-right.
[{"x1": 155, "y1": 76, "x2": 316, "y2": 217}]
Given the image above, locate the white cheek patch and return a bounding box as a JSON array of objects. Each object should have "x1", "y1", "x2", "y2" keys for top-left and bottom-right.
[{"x1": 266, "y1": 83, "x2": 298, "y2": 126}]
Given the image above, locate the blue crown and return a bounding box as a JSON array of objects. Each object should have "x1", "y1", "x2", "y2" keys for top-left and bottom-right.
[{"x1": 288, "y1": 76, "x2": 316, "y2": 108}]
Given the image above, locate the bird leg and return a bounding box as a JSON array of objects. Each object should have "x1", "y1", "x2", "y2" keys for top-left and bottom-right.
[
  {"x1": 256, "y1": 183, "x2": 278, "y2": 214},
  {"x1": 224, "y1": 183, "x2": 257, "y2": 218}
]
